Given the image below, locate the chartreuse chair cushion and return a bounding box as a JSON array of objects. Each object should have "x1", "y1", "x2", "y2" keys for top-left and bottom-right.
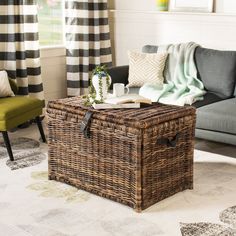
[{"x1": 0, "y1": 96, "x2": 44, "y2": 131}]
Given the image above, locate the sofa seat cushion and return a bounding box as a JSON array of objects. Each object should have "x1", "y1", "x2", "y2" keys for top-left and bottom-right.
[
  {"x1": 196, "y1": 98, "x2": 236, "y2": 135},
  {"x1": 128, "y1": 87, "x2": 140, "y2": 94},
  {"x1": 193, "y1": 92, "x2": 225, "y2": 108}
]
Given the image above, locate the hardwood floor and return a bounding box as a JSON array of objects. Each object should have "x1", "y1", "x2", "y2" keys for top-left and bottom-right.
[{"x1": 195, "y1": 138, "x2": 236, "y2": 158}]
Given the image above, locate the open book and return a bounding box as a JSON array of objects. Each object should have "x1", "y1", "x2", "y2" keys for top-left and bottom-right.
[
  {"x1": 92, "y1": 94, "x2": 152, "y2": 109},
  {"x1": 104, "y1": 94, "x2": 152, "y2": 105}
]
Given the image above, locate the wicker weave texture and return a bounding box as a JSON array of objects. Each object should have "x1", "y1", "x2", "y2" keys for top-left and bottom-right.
[{"x1": 47, "y1": 97, "x2": 196, "y2": 212}]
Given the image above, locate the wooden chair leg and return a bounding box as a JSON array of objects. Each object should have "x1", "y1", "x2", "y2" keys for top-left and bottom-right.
[
  {"x1": 35, "y1": 116, "x2": 46, "y2": 143},
  {"x1": 2, "y1": 131, "x2": 14, "y2": 161}
]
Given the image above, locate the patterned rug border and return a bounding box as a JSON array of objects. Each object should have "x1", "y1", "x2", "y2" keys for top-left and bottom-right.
[{"x1": 0, "y1": 137, "x2": 46, "y2": 170}]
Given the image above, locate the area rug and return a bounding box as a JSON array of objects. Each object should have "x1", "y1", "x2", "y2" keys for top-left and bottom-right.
[
  {"x1": 0, "y1": 137, "x2": 46, "y2": 170},
  {"x1": 0, "y1": 149, "x2": 236, "y2": 236},
  {"x1": 180, "y1": 205, "x2": 236, "y2": 235},
  {"x1": 180, "y1": 222, "x2": 235, "y2": 235}
]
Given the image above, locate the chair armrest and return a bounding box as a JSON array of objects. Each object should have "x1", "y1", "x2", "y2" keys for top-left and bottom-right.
[{"x1": 107, "y1": 65, "x2": 129, "y2": 89}]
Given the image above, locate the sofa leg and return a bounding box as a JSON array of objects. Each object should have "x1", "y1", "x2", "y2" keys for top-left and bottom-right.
[
  {"x1": 2, "y1": 131, "x2": 14, "y2": 161},
  {"x1": 35, "y1": 116, "x2": 46, "y2": 143}
]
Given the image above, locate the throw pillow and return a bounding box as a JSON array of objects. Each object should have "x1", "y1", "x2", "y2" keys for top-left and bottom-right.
[
  {"x1": 0, "y1": 71, "x2": 15, "y2": 97},
  {"x1": 127, "y1": 51, "x2": 168, "y2": 88}
]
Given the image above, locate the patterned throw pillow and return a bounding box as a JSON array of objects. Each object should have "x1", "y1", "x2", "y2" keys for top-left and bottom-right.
[
  {"x1": 0, "y1": 71, "x2": 15, "y2": 97},
  {"x1": 127, "y1": 51, "x2": 168, "y2": 87}
]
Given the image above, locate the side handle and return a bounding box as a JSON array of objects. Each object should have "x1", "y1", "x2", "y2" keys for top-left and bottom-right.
[{"x1": 157, "y1": 133, "x2": 181, "y2": 148}]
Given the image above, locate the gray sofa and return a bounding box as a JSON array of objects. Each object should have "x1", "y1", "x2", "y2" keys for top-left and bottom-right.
[{"x1": 107, "y1": 45, "x2": 236, "y2": 146}]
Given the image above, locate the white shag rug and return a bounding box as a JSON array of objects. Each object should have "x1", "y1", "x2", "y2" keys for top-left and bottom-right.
[{"x1": 0, "y1": 147, "x2": 236, "y2": 236}]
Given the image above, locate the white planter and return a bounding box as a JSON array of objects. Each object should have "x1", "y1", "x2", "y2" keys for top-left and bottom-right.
[{"x1": 92, "y1": 74, "x2": 111, "y2": 101}]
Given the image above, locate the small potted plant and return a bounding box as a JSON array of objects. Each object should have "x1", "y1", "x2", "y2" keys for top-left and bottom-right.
[
  {"x1": 84, "y1": 65, "x2": 111, "y2": 106},
  {"x1": 156, "y1": 0, "x2": 169, "y2": 11}
]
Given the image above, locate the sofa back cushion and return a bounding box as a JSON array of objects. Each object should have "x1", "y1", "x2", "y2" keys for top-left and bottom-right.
[
  {"x1": 194, "y1": 47, "x2": 236, "y2": 98},
  {"x1": 142, "y1": 45, "x2": 236, "y2": 97},
  {"x1": 142, "y1": 45, "x2": 158, "y2": 54}
]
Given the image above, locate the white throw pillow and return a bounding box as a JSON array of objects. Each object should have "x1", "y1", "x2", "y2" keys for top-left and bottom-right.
[
  {"x1": 127, "y1": 51, "x2": 168, "y2": 87},
  {"x1": 0, "y1": 71, "x2": 15, "y2": 97}
]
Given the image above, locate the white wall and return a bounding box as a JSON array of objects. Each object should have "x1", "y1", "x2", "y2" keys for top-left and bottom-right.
[
  {"x1": 108, "y1": 0, "x2": 236, "y2": 13},
  {"x1": 40, "y1": 47, "x2": 67, "y2": 102},
  {"x1": 108, "y1": 0, "x2": 236, "y2": 66},
  {"x1": 108, "y1": 0, "x2": 156, "y2": 11}
]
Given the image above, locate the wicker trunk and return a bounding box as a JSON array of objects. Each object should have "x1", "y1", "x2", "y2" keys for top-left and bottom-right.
[{"x1": 47, "y1": 97, "x2": 196, "y2": 212}]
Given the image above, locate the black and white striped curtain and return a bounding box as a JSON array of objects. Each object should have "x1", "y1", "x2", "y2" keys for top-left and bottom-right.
[
  {"x1": 0, "y1": 0, "x2": 43, "y2": 99},
  {"x1": 65, "y1": 0, "x2": 113, "y2": 96}
]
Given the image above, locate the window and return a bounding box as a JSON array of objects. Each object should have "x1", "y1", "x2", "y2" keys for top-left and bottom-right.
[{"x1": 38, "y1": 0, "x2": 64, "y2": 46}]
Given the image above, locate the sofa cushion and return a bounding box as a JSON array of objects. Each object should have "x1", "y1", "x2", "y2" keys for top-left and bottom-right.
[
  {"x1": 128, "y1": 87, "x2": 140, "y2": 94},
  {"x1": 195, "y1": 47, "x2": 236, "y2": 99},
  {"x1": 142, "y1": 45, "x2": 158, "y2": 54},
  {"x1": 196, "y1": 98, "x2": 236, "y2": 135},
  {"x1": 195, "y1": 129, "x2": 236, "y2": 146},
  {"x1": 193, "y1": 92, "x2": 225, "y2": 108}
]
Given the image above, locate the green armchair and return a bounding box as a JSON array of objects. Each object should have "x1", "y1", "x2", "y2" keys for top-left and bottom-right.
[{"x1": 0, "y1": 79, "x2": 46, "y2": 161}]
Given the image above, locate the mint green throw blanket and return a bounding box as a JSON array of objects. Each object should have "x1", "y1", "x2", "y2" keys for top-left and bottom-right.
[{"x1": 139, "y1": 42, "x2": 206, "y2": 106}]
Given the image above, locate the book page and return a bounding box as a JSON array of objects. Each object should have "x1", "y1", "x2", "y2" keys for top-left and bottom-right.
[{"x1": 105, "y1": 94, "x2": 152, "y2": 105}]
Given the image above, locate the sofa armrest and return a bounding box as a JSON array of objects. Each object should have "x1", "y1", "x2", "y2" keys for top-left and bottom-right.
[{"x1": 107, "y1": 65, "x2": 129, "y2": 89}]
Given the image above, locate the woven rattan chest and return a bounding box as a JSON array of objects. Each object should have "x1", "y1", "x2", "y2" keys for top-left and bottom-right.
[{"x1": 47, "y1": 97, "x2": 196, "y2": 212}]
